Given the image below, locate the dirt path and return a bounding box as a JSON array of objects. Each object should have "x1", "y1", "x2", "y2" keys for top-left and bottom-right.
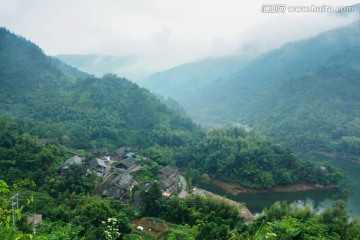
[
  {"x1": 178, "y1": 175, "x2": 187, "y2": 198},
  {"x1": 192, "y1": 188, "x2": 253, "y2": 224},
  {"x1": 129, "y1": 165, "x2": 142, "y2": 173},
  {"x1": 177, "y1": 175, "x2": 253, "y2": 223}
]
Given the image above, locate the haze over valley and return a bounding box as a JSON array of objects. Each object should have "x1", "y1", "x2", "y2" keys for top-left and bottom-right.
[{"x1": 1, "y1": 1, "x2": 360, "y2": 239}]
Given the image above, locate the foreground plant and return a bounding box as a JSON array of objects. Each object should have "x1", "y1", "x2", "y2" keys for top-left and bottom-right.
[{"x1": 102, "y1": 218, "x2": 121, "y2": 240}]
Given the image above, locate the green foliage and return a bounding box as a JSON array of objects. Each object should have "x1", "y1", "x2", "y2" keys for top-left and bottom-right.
[
  {"x1": 200, "y1": 173, "x2": 211, "y2": 183},
  {"x1": 0, "y1": 28, "x2": 199, "y2": 151},
  {"x1": 0, "y1": 179, "x2": 34, "y2": 240},
  {"x1": 186, "y1": 126, "x2": 343, "y2": 188},
  {"x1": 165, "y1": 224, "x2": 196, "y2": 240},
  {"x1": 141, "y1": 21, "x2": 360, "y2": 158},
  {"x1": 0, "y1": 117, "x2": 68, "y2": 186},
  {"x1": 140, "y1": 182, "x2": 163, "y2": 217},
  {"x1": 0, "y1": 27, "x2": 356, "y2": 240},
  {"x1": 246, "y1": 198, "x2": 360, "y2": 240},
  {"x1": 161, "y1": 195, "x2": 244, "y2": 239},
  {"x1": 143, "y1": 145, "x2": 175, "y2": 166},
  {"x1": 34, "y1": 220, "x2": 84, "y2": 240}
]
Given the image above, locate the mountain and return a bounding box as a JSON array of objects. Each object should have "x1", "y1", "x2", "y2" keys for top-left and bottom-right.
[
  {"x1": 0, "y1": 28, "x2": 86, "y2": 91},
  {"x1": 0, "y1": 27, "x2": 343, "y2": 185},
  {"x1": 140, "y1": 56, "x2": 249, "y2": 124},
  {"x1": 0, "y1": 27, "x2": 197, "y2": 149},
  {"x1": 56, "y1": 54, "x2": 148, "y2": 80},
  {"x1": 244, "y1": 47, "x2": 360, "y2": 153},
  {"x1": 140, "y1": 20, "x2": 360, "y2": 152}
]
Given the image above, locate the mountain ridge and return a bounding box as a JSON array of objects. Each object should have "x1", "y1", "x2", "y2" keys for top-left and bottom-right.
[
  {"x1": 0, "y1": 27, "x2": 197, "y2": 149},
  {"x1": 139, "y1": 20, "x2": 360, "y2": 152}
]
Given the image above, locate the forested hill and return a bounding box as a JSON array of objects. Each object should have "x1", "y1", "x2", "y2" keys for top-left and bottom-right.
[
  {"x1": 140, "y1": 20, "x2": 360, "y2": 153},
  {"x1": 140, "y1": 56, "x2": 249, "y2": 114},
  {"x1": 1, "y1": 27, "x2": 356, "y2": 239},
  {"x1": 0, "y1": 27, "x2": 198, "y2": 149},
  {"x1": 0, "y1": 28, "x2": 87, "y2": 90},
  {"x1": 244, "y1": 47, "x2": 360, "y2": 153}
]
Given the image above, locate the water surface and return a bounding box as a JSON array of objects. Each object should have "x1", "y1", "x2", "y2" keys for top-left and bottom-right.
[{"x1": 198, "y1": 152, "x2": 360, "y2": 216}]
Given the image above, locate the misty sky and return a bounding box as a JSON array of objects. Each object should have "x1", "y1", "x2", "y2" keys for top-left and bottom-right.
[{"x1": 1, "y1": 0, "x2": 359, "y2": 80}]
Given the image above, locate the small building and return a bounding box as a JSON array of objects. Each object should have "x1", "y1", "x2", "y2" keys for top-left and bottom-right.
[
  {"x1": 60, "y1": 155, "x2": 85, "y2": 174},
  {"x1": 160, "y1": 177, "x2": 178, "y2": 192},
  {"x1": 158, "y1": 166, "x2": 179, "y2": 193},
  {"x1": 114, "y1": 158, "x2": 137, "y2": 171},
  {"x1": 159, "y1": 166, "x2": 177, "y2": 179},
  {"x1": 88, "y1": 158, "x2": 108, "y2": 178},
  {"x1": 110, "y1": 147, "x2": 140, "y2": 161},
  {"x1": 99, "y1": 156, "x2": 111, "y2": 165},
  {"x1": 26, "y1": 214, "x2": 42, "y2": 227},
  {"x1": 102, "y1": 172, "x2": 135, "y2": 199}
]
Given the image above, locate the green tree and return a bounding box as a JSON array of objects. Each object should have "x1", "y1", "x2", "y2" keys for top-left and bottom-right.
[
  {"x1": 141, "y1": 182, "x2": 164, "y2": 217},
  {"x1": 200, "y1": 173, "x2": 211, "y2": 183}
]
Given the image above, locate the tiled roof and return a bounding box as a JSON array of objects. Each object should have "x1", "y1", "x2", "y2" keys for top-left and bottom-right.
[
  {"x1": 63, "y1": 155, "x2": 84, "y2": 167},
  {"x1": 159, "y1": 166, "x2": 177, "y2": 177}
]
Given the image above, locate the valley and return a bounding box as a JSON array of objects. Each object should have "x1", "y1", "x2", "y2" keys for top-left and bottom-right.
[{"x1": 1, "y1": 12, "x2": 360, "y2": 239}]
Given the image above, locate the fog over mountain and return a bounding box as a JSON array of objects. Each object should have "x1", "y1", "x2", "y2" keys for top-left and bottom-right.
[
  {"x1": 1, "y1": 1, "x2": 359, "y2": 80},
  {"x1": 2, "y1": 2, "x2": 360, "y2": 239},
  {"x1": 140, "y1": 18, "x2": 360, "y2": 156}
]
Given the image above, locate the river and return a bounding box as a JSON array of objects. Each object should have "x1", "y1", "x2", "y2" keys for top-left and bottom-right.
[{"x1": 198, "y1": 152, "x2": 360, "y2": 216}]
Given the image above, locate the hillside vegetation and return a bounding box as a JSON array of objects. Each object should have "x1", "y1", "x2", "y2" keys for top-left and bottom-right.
[
  {"x1": 0, "y1": 28, "x2": 198, "y2": 150},
  {"x1": 141, "y1": 20, "x2": 360, "y2": 155},
  {"x1": 0, "y1": 27, "x2": 357, "y2": 239}
]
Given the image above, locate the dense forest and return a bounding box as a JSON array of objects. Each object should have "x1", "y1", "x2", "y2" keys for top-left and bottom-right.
[
  {"x1": 0, "y1": 28, "x2": 198, "y2": 150},
  {"x1": 0, "y1": 117, "x2": 359, "y2": 239},
  {"x1": 140, "y1": 20, "x2": 360, "y2": 157},
  {"x1": 0, "y1": 27, "x2": 359, "y2": 239},
  {"x1": 188, "y1": 127, "x2": 343, "y2": 189}
]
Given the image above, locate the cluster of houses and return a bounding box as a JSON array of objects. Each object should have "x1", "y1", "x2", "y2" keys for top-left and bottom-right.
[{"x1": 60, "y1": 146, "x2": 180, "y2": 202}]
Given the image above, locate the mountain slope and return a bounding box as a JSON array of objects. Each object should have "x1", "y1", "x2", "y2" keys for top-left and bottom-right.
[
  {"x1": 56, "y1": 54, "x2": 138, "y2": 78},
  {"x1": 0, "y1": 27, "x2": 198, "y2": 149},
  {"x1": 139, "y1": 56, "x2": 249, "y2": 122},
  {"x1": 244, "y1": 47, "x2": 360, "y2": 152},
  {"x1": 141, "y1": 20, "x2": 360, "y2": 124},
  {"x1": 140, "y1": 20, "x2": 360, "y2": 153}
]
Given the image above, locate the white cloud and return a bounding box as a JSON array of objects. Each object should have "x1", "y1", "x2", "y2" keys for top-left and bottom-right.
[{"x1": 0, "y1": 0, "x2": 359, "y2": 79}]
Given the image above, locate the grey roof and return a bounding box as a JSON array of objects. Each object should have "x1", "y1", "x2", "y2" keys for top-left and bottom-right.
[
  {"x1": 109, "y1": 172, "x2": 133, "y2": 188},
  {"x1": 63, "y1": 155, "x2": 84, "y2": 167},
  {"x1": 160, "y1": 177, "x2": 176, "y2": 190},
  {"x1": 122, "y1": 158, "x2": 136, "y2": 167},
  {"x1": 111, "y1": 147, "x2": 128, "y2": 157},
  {"x1": 88, "y1": 158, "x2": 107, "y2": 170},
  {"x1": 111, "y1": 147, "x2": 139, "y2": 157},
  {"x1": 99, "y1": 156, "x2": 110, "y2": 162},
  {"x1": 114, "y1": 158, "x2": 137, "y2": 169},
  {"x1": 159, "y1": 166, "x2": 177, "y2": 177}
]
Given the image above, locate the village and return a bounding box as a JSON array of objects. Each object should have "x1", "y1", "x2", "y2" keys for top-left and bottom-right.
[
  {"x1": 25, "y1": 144, "x2": 253, "y2": 237},
  {"x1": 60, "y1": 146, "x2": 253, "y2": 221},
  {"x1": 60, "y1": 147, "x2": 181, "y2": 201}
]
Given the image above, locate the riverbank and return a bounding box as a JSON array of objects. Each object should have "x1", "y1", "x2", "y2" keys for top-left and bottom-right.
[
  {"x1": 191, "y1": 187, "x2": 253, "y2": 224},
  {"x1": 178, "y1": 175, "x2": 253, "y2": 224},
  {"x1": 211, "y1": 179, "x2": 339, "y2": 196}
]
